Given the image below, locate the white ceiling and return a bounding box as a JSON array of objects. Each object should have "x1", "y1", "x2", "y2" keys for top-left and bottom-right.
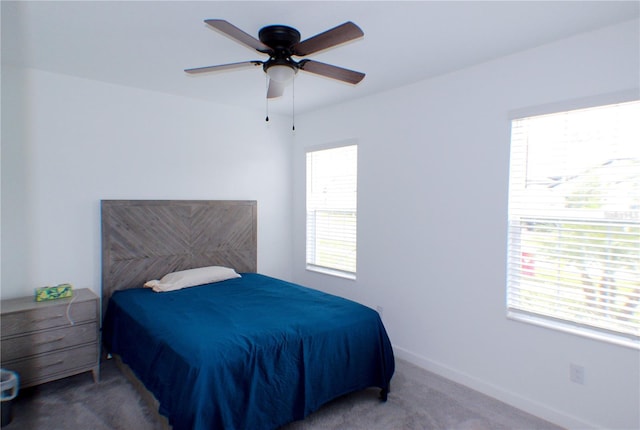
[{"x1": 3, "y1": 1, "x2": 639, "y2": 115}]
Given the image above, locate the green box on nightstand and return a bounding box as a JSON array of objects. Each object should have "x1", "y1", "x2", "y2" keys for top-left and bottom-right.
[{"x1": 35, "y1": 284, "x2": 73, "y2": 302}]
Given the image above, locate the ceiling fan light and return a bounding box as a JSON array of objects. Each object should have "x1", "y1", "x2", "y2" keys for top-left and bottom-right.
[{"x1": 266, "y1": 65, "x2": 296, "y2": 83}]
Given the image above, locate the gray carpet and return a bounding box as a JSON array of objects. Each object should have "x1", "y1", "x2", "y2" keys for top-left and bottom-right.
[{"x1": 4, "y1": 358, "x2": 563, "y2": 430}]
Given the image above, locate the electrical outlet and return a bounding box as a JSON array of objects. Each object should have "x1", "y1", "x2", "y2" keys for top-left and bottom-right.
[{"x1": 569, "y1": 363, "x2": 585, "y2": 385}]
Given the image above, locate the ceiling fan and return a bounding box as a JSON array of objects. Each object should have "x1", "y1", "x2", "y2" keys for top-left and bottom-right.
[{"x1": 185, "y1": 19, "x2": 365, "y2": 99}]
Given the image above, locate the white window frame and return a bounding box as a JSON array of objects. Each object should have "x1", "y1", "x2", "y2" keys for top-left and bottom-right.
[
  {"x1": 506, "y1": 94, "x2": 640, "y2": 349},
  {"x1": 305, "y1": 141, "x2": 358, "y2": 280}
]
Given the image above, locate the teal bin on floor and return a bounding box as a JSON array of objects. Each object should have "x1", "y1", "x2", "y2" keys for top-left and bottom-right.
[{"x1": 1, "y1": 369, "x2": 19, "y2": 427}]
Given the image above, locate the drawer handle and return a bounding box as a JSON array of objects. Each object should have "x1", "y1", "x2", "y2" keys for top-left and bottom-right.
[
  {"x1": 30, "y1": 315, "x2": 64, "y2": 323},
  {"x1": 34, "y1": 336, "x2": 65, "y2": 346},
  {"x1": 36, "y1": 360, "x2": 64, "y2": 370}
]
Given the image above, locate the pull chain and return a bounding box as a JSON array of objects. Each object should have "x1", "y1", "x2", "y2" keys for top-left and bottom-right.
[
  {"x1": 265, "y1": 76, "x2": 270, "y2": 122},
  {"x1": 292, "y1": 78, "x2": 295, "y2": 131}
]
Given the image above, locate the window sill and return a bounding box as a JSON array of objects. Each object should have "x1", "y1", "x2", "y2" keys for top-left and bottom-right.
[
  {"x1": 507, "y1": 310, "x2": 639, "y2": 350},
  {"x1": 306, "y1": 265, "x2": 356, "y2": 281}
]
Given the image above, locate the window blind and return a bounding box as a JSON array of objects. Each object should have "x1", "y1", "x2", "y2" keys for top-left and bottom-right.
[
  {"x1": 507, "y1": 101, "x2": 639, "y2": 347},
  {"x1": 306, "y1": 144, "x2": 357, "y2": 277}
]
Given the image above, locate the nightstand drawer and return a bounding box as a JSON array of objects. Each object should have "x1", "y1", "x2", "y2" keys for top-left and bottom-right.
[
  {"x1": 0, "y1": 322, "x2": 98, "y2": 362},
  {"x1": 1, "y1": 299, "x2": 97, "y2": 337},
  {"x1": 5, "y1": 344, "x2": 98, "y2": 387}
]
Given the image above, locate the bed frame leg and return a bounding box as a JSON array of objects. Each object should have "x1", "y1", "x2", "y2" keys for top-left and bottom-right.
[{"x1": 379, "y1": 388, "x2": 389, "y2": 402}]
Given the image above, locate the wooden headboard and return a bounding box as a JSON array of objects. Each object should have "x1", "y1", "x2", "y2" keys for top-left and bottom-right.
[{"x1": 101, "y1": 200, "x2": 257, "y2": 313}]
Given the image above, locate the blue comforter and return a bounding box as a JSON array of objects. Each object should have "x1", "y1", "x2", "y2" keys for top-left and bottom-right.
[{"x1": 102, "y1": 273, "x2": 394, "y2": 430}]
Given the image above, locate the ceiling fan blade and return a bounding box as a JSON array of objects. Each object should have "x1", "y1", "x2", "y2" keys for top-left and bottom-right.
[
  {"x1": 267, "y1": 80, "x2": 286, "y2": 99},
  {"x1": 298, "y1": 60, "x2": 365, "y2": 85},
  {"x1": 293, "y1": 22, "x2": 364, "y2": 56},
  {"x1": 184, "y1": 61, "x2": 262, "y2": 74},
  {"x1": 204, "y1": 19, "x2": 271, "y2": 53}
]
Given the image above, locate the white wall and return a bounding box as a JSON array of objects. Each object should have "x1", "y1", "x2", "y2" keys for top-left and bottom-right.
[
  {"x1": 292, "y1": 19, "x2": 640, "y2": 430},
  {"x1": 1, "y1": 67, "x2": 294, "y2": 300},
  {"x1": 2, "y1": 15, "x2": 638, "y2": 430}
]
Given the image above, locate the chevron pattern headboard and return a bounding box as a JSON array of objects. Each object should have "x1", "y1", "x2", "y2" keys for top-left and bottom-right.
[{"x1": 101, "y1": 200, "x2": 257, "y2": 315}]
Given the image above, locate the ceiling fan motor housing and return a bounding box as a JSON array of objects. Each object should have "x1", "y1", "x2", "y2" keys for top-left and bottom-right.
[
  {"x1": 259, "y1": 25, "x2": 302, "y2": 73},
  {"x1": 259, "y1": 25, "x2": 301, "y2": 53}
]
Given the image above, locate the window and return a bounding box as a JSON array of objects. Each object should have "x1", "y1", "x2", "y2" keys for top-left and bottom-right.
[
  {"x1": 306, "y1": 143, "x2": 357, "y2": 278},
  {"x1": 507, "y1": 100, "x2": 639, "y2": 348}
]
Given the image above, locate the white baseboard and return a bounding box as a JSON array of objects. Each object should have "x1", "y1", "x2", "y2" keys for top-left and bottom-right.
[{"x1": 393, "y1": 346, "x2": 596, "y2": 430}]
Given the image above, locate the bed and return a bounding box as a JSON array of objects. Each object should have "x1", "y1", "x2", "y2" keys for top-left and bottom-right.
[{"x1": 100, "y1": 200, "x2": 395, "y2": 430}]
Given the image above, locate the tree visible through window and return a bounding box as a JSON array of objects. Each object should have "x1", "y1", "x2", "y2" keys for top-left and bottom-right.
[
  {"x1": 507, "y1": 100, "x2": 639, "y2": 347},
  {"x1": 306, "y1": 144, "x2": 357, "y2": 278}
]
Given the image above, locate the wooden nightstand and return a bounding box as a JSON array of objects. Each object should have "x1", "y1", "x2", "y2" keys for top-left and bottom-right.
[{"x1": 1, "y1": 288, "x2": 100, "y2": 388}]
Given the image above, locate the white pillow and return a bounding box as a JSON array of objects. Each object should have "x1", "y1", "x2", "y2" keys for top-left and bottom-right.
[{"x1": 144, "y1": 266, "x2": 241, "y2": 292}]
